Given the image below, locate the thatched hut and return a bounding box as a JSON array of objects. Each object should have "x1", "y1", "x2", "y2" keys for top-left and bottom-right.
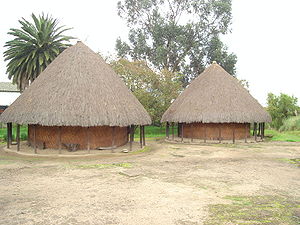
[
  {"x1": 0, "y1": 42, "x2": 151, "y2": 151},
  {"x1": 161, "y1": 62, "x2": 271, "y2": 142}
]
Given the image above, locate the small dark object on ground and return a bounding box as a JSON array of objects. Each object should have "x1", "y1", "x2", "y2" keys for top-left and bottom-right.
[{"x1": 63, "y1": 143, "x2": 79, "y2": 152}]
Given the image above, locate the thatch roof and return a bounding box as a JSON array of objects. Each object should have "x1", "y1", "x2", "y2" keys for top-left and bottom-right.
[
  {"x1": 161, "y1": 62, "x2": 271, "y2": 123},
  {"x1": 0, "y1": 82, "x2": 19, "y2": 93},
  {"x1": 0, "y1": 42, "x2": 151, "y2": 126}
]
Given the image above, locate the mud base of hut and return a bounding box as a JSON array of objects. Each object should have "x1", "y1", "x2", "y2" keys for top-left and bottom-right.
[
  {"x1": 28, "y1": 125, "x2": 128, "y2": 150},
  {"x1": 165, "y1": 136, "x2": 264, "y2": 144},
  {"x1": 4, "y1": 141, "x2": 147, "y2": 157}
]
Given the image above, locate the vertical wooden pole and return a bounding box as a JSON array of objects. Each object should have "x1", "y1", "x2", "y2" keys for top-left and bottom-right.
[
  {"x1": 258, "y1": 123, "x2": 261, "y2": 137},
  {"x1": 112, "y1": 126, "x2": 116, "y2": 146},
  {"x1": 166, "y1": 122, "x2": 170, "y2": 139},
  {"x1": 204, "y1": 123, "x2": 207, "y2": 143},
  {"x1": 262, "y1": 123, "x2": 264, "y2": 139},
  {"x1": 58, "y1": 126, "x2": 62, "y2": 154},
  {"x1": 172, "y1": 122, "x2": 174, "y2": 140},
  {"x1": 132, "y1": 125, "x2": 135, "y2": 142},
  {"x1": 181, "y1": 123, "x2": 184, "y2": 142},
  {"x1": 33, "y1": 125, "x2": 37, "y2": 154},
  {"x1": 245, "y1": 123, "x2": 248, "y2": 143},
  {"x1": 87, "y1": 127, "x2": 90, "y2": 154},
  {"x1": 139, "y1": 125, "x2": 143, "y2": 148},
  {"x1": 191, "y1": 123, "x2": 193, "y2": 143},
  {"x1": 6, "y1": 123, "x2": 10, "y2": 149},
  {"x1": 112, "y1": 126, "x2": 116, "y2": 152},
  {"x1": 129, "y1": 125, "x2": 133, "y2": 151},
  {"x1": 254, "y1": 123, "x2": 257, "y2": 142},
  {"x1": 232, "y1": 124, "x2": 235, "y2": 144},
  {"x1": 142, "y1": 126, "x2": 146, "y2": 146},
  {"x1": 218, "y1": 124, "x2": 222, "y2": 143},
  {"x1": 9, "y1": 123, "x2": 12, "y2": 146},
  {"x1": 16, "y1": 124, "x2": 20, "y2": 151},
  {"x1": 261, "y1": 123, "x2": 264, "y2": 141}
]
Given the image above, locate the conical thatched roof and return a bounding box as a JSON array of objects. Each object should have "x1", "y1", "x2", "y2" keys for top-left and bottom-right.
[
  {"x1": 161, "y1": 62, "x2": 271, "y2": 123},
  {"x1": 0, "y1": 42, "x2": 151, "y2": 126}
]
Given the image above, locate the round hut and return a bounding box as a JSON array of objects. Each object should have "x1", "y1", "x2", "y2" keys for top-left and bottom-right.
[
  {"x1": 0, "y1": 42, "x2": 151, "y2": 151},
  {"x1": 161, "y1": 62, "x2": 271, "y2": 142}
]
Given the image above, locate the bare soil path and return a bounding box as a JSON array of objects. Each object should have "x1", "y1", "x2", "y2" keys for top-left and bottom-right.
[{"x1": 0, "y1": 141, "x2": 299, "y2": 225}]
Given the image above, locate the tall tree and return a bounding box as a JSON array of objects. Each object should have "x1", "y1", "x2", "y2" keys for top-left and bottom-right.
[
  {"x1": 111, "y1": 59, "x2": 182, "y2": 124},
  {"x1": 4, "y1": 13, "x2": 74, "y2": 91},
  {"x1": 116, "y1": 0, "x2": 237, "y2": 86}
]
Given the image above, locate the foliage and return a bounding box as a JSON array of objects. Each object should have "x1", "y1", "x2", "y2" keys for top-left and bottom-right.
[
  {"x1": 111, "y1": 59, "x2": 182, "y2": 124},
  {"x1": 267, "y1": 93, "x2": 300, "y2": 130},
  {"x1": 116, "y1": 0, "x2": 237, "y2": 86},
  {"x1": 279, "y1": 115, "x2": 300, "y2": 131},
  {"x1": 0, "y1": 125, "x2": 28, "y2": 141},
  {"x1": 3, "y1": 13, "x2": 74, "y2": 91}
]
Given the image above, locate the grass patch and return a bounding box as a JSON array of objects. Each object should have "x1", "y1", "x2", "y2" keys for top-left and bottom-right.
[
  {"x1": 130, "y1": 146, "x2": 151, "y2": 154},
  {"x1": 278, "y1": 158, "x2": 300, "y2": 167},
  {"x1": 76, "y1": 162, "x2": 133, "y2": 169},
  {"x1": 265, "y1": 129, "x2": 300, "y2": 142},
  {"x1": 204, "y1": 195, "x2": 300, "y2": 225}
]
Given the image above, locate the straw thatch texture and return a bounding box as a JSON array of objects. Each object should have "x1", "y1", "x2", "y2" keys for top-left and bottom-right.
[
  {"x1": 0, "y1": 42, "x2": 151, "y2": 126},
  {"x1": 162, "y1": 62, "x2": 271, "y2": 123}
]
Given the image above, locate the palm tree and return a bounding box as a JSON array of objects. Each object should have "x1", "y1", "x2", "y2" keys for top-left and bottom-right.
[{"x1": 3, "y1": 13, "x2": 75, "y2": 91}]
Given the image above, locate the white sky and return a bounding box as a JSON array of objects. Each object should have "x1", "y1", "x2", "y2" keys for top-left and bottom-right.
[{"x1": 0, "y1": 0, "x2": 299, "y2": 106}]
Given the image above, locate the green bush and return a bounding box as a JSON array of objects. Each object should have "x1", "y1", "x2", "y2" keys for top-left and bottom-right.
[{"x1": 279, "y1": 116, "x2": 300, "y2": 131}]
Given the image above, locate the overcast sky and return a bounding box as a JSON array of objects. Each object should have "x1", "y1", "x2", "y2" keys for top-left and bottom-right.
[{"x1": 0, "y1": 0, "x2": 299, "y2": 106}]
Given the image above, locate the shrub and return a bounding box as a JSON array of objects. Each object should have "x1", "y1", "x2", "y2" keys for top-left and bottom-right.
[{"x1": 279, "y1": 116, "x2": 300, "y2": 131}]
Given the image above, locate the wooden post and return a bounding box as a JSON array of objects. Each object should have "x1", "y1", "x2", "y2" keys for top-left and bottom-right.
[
  {"x1": 112, "y1": 126, "x2": 116, "y2": 152},
  {"x1": 261, "y1": 123, "x2": 265, "y2": 141},
  {"x1": 16, "y1": 124, "x2": 20, "y2": 151},
  {"x1": 8, "y1": 123, "x2": 13, "y2": 146},
  {"x1": 232, "y1": 124, "x2": 235, "y2": 144},
  {"x1": 7, "y1": 123, "x2": 13, "y2": 145},
  {"x1": 132, "y1": 125, "x2": 135, "y2": 142},
  {"x1": 33, "y1": 125, "x2": 37, "y2": 154},
  {"x1": 258, "y1": 123, "x2": 261, "y2": 137},
  {"x1": 172, "y1": 122, "x2": 174, "y2": 140},
  {"x1": 58, "y1": 126, "x2": 62, "y2": 154},
  {"x1": 218, "y1": 125, "x2": 222, "y2": 143},
  {"x1": 142, "y1": 126, "x2": 146, "y2": 146},
  {"x1": 6, "y1": 123, "x2": 10, "y2": 149},
  {"x1": 181, "y1": 123, "x2": 184, "y2": 142},
  {"x1": 129, "y1": 125, "x2": 134, "y2": 151},
  {"x1": 254, "y1": 123, "x2": 257, "y2": 142},
  {"x1": 204, "y1": 123, "x2": 207, "y2": 143},
  {"x1": 245, "y1": 123, "x2": 248, "y2": 143},
  {"x1": 191, "y1": 123, "x2": 193, "y2": 143},
  {"x1": 139, "y1": 125, "x2": 143, "y2": 148},
  {"x1": 87, "y1": 127, "x2": 90, "y2": 154},
  {"x1": 166, "y1": 122, "x2": 170, "y2": 139}
]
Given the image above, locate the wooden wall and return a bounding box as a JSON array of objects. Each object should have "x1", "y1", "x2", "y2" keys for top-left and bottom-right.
[
  {"x1": 28, "y1": 125, "x2": 128, "y2": 149},
  {"x1": 182, "y1": 123, "x2": 250, "y2": 140}
]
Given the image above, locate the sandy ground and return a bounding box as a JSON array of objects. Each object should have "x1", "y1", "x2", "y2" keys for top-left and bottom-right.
[{"x1": 0, "y1": 140, "x2": 299, "y2": 225}]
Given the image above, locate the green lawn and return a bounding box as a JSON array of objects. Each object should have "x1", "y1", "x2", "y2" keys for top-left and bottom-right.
[
  {"x1": 1, "y1": 125, "x2": 300, "y2": 142},
  {"x1": 265, "y1": 129, "x2": 300, "y2": 142}
]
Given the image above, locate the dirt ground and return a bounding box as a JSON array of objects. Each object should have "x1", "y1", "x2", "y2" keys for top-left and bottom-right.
[{"x1": 0, "y1": 140, "x2": 299, "y2": 225}]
